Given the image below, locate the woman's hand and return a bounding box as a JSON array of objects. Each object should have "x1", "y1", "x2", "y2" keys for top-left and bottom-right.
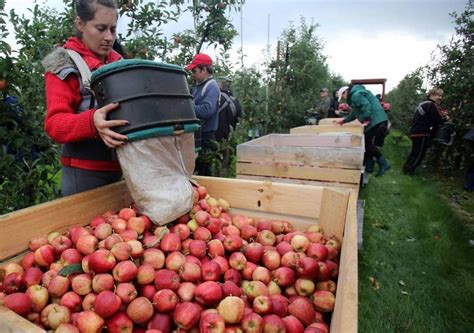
[
  {"x1": 93, "y1": 103, "x2": 129, "y2": 148},
  {"x1": 333, "y1": 118, "x2": 344, "y2": 125}
]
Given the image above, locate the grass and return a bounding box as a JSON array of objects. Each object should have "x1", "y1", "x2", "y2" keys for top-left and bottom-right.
[{"x1": 358, "y1": 131, "x2": 474, "y2": 332}]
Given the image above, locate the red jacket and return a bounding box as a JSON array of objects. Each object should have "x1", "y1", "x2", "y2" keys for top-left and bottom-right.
[{"x1": 44, "y1": 37, "x2": 122, "y2": 171}]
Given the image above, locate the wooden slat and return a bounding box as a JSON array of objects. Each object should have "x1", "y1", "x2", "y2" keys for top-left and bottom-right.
[
  {"x1": 237, "y1": 146, "x2": 364, "y2": 169},
  {"x1": 330, "y1": 190, "x2": 358, "y2": 333},
  {"x1": 290, "y1": 125, "x2": 364, "y2": 135},
  {"x1": 0, "y1": 182, "x2": 131, "y2": 261},
  {"x1": 318, "y1": 118, "x2": 362, "y2": 126},
  {"x1": 236, "y1": 162, "x2": 362, "y2": 184},
  {"x1": 319, "y1": 187, "x2": 350, "y2": 240},
  {"x1": 0, "y1": 306, "x2": 44, "y2": 333},
  {"x1": 236, "y1": 174, "x2": 358, "y2": 189},
  {"x1": 240, "y1": 133, "x2": 361, "y2": 149},
  {"x1": 193, "y1": 176, "x2": 323, "y2": 219}
]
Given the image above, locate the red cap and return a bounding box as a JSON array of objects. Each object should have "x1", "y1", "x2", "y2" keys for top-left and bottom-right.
[{"x1": 185, "y1": 53, "x2": 213, "y2": 71}]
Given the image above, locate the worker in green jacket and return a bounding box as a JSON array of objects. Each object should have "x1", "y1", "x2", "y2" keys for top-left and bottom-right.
[{"x1": 335, "y1": 85, "x2": 391, "y2": 176}]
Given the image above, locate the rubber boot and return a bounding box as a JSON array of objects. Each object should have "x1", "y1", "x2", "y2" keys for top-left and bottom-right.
[
  {"x1": 376, "y1": 156, "x2": 391, "y2": 177},
  {"x1": 365, "y1": 158, "x2": 375, "y2": 173}
]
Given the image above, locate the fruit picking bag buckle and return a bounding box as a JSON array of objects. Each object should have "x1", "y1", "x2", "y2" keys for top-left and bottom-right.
[{"x1": 117, "y1": 132, "x2": 195, "y2": 225}]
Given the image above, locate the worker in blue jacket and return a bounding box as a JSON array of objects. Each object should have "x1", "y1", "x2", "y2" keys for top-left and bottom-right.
[{"x1": 185, "y1": 53, "x2": 220, "y2": 176}]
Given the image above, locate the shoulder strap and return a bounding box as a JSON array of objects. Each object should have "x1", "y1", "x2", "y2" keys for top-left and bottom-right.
[{"x1": 66, "y1": 49, "x2": 92, "y2": 90}]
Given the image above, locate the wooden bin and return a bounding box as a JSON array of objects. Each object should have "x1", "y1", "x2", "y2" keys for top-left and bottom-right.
[
  {"x1": 0, "y1": 177, "x2": 358, "y2": 333},
  {"x1": 237, "y1": 133, "x2": 365, "y2": 193}
]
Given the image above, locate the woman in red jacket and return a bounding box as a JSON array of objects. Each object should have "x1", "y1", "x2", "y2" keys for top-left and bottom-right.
[{"x1": 42, "y1": 0, "x2": 128, "y2": 196}]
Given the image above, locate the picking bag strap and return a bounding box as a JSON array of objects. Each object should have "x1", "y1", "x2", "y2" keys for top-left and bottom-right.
[{"x1": 66, "y1": 49, "x2": 92, "y2": 90}]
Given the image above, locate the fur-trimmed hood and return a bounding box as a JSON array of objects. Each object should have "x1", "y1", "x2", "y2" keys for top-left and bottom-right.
[{"x1": 42, "y1": 47, "x2": 76, "y2": 74}]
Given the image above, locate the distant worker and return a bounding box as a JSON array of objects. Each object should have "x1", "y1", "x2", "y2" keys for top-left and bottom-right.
[
  {"x1": 335, "y1": 86, "x2": 350, "y2": 117},
  {"x1": 312, "y1": 87, "x2": 331, "y2": 120},
  {"x1": 185, "y1": 53, "x2": 220, "y2": 176},
  {"x1": 335, "y1": 85, "x2": 391, "y2": 176},
  {"x1": 402, "y1": 88, "x2": 448, "y2": 175},
  {"x1": 215, "y1": 77, "x2": 243, "y2": 142}
]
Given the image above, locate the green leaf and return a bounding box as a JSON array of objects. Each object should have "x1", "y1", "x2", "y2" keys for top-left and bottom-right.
[{"x1": 58, "y1": 264, "x2": 84, "y2": 277}]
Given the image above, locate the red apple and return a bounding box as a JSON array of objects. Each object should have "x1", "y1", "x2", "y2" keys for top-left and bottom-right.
[
  {"x1": 288, "y1": 297, "x2": 315, "y2": 326},
  {"x1": 229, "y1": 252, "x2": 247, "y2": 271},
  {"x1": 81, "y1": 292, "x2": 97, "y2": 311},
  {"x1": 195, "y1": 281, "x2": 223, "y2": 306},
  {"x1": 207, "y1": 239, "x2": 225, "y2": 258},
  {"x1": 311, "y1": 290, "x2": 335, "y2": 313},
  {"x1": 113, "y1": 260, "x2": 138, "y2": 283},
  {"x1": 223, "y1": 235, "x2": 243, "y2": 252},
  {"x1": 217, "y1": 296, "x2": 245, "y2": 324},
  {"x1": 3, "y1": 292, "x2": 32, "y2": 317},
  {"x1": 143, "y1": 248, "x2": 165, "y2": 269},
  {"x1": 41, "y1": 303, "x2": 71, "y2": 329},
  {"x1": 173, "y1": 302, "x2": 202, "y2": 330},
  {"x1": 92, "y1": 273, "x2": 115, "y2": 293},
  {"x1": 148, "y1": 313, "x2": 172, "y2": 333},
  {"x1": 199, "y1": 311, "x2": 226, "y2": 333},
  {"x1": 71, "y1": 274, "x2": 93, "y2": 296},
  {"x1": 263, "y1": 314, "x2": 285, "y2": 333},
  {"x1": 60, "y1": 291, "x2": 82, "y2": 313},
  {"x1": 154, "y1": 269, "x2": 180, "y2": 290},
  {"x1": 26, "y1": 285, "x2": 49, "y2": 312},
  {"x1": 306, "y1": 243, "x2": 328, "y2": 261},
  {"x1": 153, "y1": 288, "x2": 178, "y2": 313},
  {"x1": 126, "y1": 296, "x2": 154, "y2": 324},
  {"x1": 282, "y1": 315, "x2": 304, "y2": 333},
  {"x1": 201, "y1": 260, "x2": 222, "y2": 281},
  {"x1": 34, "y1": 244, "x2": 56, "y2": 267},
  {"x1": 28, "y1": 236, "x2": 49, "y2": 251},
  {"x1": 256, "y1": 230, "x2": 276, "y2": 246},
  {"x1": 253, "y1": 295, "x2": 273, "y2": 315},
  {"x1": 55, "y1": 323, "x2": 80, "y2": 333},
  {"x1": 75, "y1": 310, "x2": 105, "y2": 333},
  {"x1": 272, "y1": 267, "x2": 296, "y2": 287},
  {"x1": 119, "y1": 207, "x2": 136, "y2": 220},
  {"x1": 241, "y1": 312, "x2": 264, "y2": 333},
  {"x1": 160, "y1": 233, "x2": 182, "y2": 252},
  {"x1": 2, "y1": 272, "x2": 23, "y2": 294},
  {"x1": 245, "y1": 281, "x2": 269, "y2": 301},
  {"x1": 243, "y1": 242, "x2": 264, "y2": 264},
  {"x1": 106, "y1": 311, "x2": 134, "y2": 333},
  {"x1": 116, "y1": 282, "x2": 138, "y2": 304},
  {"x1": 94, "y1": 290, "x2": 121, "y2": 318},
  {"x1": 48, "y1": 275, "x2": 70, "y2": 298},
  {"x1": 262, "y1": 250, "x2": 281, "y2": 271},
  {"x1": 179, "y1": 262, "x2": 201, "y2": 282},
  {"x1": 22, "y1": 267, "x2": 43, "y2": 287},
  {"x1": 177, "y1": 281, "x2": 196, "y2": 302}
]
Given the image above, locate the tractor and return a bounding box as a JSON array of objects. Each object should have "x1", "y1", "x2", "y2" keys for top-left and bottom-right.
[{"x1": 350, "y1": 78, "x2": 391, "y2": 112}]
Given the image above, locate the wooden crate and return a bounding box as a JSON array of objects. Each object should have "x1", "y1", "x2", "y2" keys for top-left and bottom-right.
[
  {"x1": 290, "y1": 124, "x2": 364, "y2": 135},
  {"x1": 237, "y1": 133, "x2": 365, "y2": 193},
  {"x1": 0, "y1": 177, "x2": 358, "y2": 333}
]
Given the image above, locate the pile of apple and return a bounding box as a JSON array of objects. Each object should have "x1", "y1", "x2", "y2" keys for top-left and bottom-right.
[{"x1": 0, "y1": 184, "x2": 341, "y2": 333}]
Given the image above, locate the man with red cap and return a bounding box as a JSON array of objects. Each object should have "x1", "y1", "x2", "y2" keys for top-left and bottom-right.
[{"x1": 185, "y1": 53, "x2": 220, "y2": 176}]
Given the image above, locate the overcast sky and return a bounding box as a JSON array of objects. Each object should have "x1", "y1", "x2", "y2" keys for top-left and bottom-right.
[{"x1": 5, "y1": 0, "x2": 467, "y2": 92}]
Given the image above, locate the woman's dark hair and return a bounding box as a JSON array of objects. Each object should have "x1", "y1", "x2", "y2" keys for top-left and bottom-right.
[{"x1": 76, "y1": 0, "x2": 117, "y2": 21}]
